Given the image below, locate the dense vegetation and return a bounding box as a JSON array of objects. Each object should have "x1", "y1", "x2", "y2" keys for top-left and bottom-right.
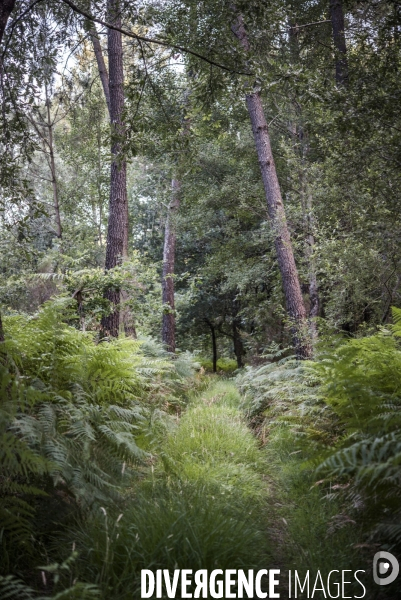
[{"x1": 1, "y1": 0, "x2": 401, "y2": 597}]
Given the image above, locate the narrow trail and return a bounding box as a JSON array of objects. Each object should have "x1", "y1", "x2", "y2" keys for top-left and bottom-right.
[
  {"x1": 90, "y1": 377, "x2": 360, "y2": 599},
  {"x1": 158, "y1": 377, "x2": 289, "y2": 596}
]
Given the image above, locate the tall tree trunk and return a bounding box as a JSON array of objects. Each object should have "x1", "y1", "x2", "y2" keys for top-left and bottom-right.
[
  {"x1": 233, "y1": 15, "x2": 312, "y2": 359},
  {"x1": 162, "y1": 178, "x2": 180, "y2": 352},
  {"x1": 232, "y1": 321, "x2": 244, "y2": 368},
  {"x1": 329, "y1": 0, "x2": 348, "y2": 86},
  {"x1": 0, "y1": 0, "x2": 15, "y2": 44},
  {"x1": 91, "y1": 11, "x2": 135, "y2": 338},
  {"x1": 45, "y1": 83, "x2": 62, "y2": 239},
  {"x1": 100, "y1": 0, "x2": 127, "y2": 338}
]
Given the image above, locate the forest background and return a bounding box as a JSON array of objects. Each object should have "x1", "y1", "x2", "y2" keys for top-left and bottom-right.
[{"x1": 1, "y1": 0, "x2": 401, "y2": 598}]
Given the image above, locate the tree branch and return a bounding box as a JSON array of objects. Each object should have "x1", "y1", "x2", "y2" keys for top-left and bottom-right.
[{"x1": 60, "y1": 0, "x2": 251, "y2": 75}]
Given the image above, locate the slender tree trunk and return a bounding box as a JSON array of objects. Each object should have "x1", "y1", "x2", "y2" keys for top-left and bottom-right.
[
  {"x1": 233, "y1": 16, "x2": 312, "y2": 359},
  {"x1": 306, "y1": 189, "x2": 319, "y2": 338},
  {"x1": 92, "y1": 9, "x2": 135, "y2": 338},
  {"x1": 211, "y1": 324, "x2": 217, "y2": 373},
  {"x1": 89, "y1": 22, "x2": 111, "y2": 114},
  {"x1": 232, "y1": 299, "x2": 244, "y2": 368},
  {"x1": 100, "y1": 0, "x2": 127, "y2": 337},
  {"x1": 162, "y1": 179, "x2": 180, "y2": 352},
  {"x1": 45, "y1": 84, "x2": 62, "y2": 239},
  {"x1": 205, "y1": 318, "x2": 217, "y2": 372},
  {"x1": 0, "y1": 0, "x2": 15, "y2": 44},
  {"x1": 329, "y1": 0, "x2": 348, "y2": 86}
]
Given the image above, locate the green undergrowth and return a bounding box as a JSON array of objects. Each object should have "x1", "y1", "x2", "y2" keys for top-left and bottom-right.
[
  {"x1": 237, "y1": 355, "x2": 379, "y2": 598},
  {"x1": 73, "y1": 380, "x2": 272, "y2": 599},
  {"x1": 0, "y1": 299, "x2": 202, "y2": 596},
  {"x1": 198, "y1": 357, "x2": 238, "y2": 373},
  {"x1": 264, "y1": 430, "x2": 364, "y2": 584}
]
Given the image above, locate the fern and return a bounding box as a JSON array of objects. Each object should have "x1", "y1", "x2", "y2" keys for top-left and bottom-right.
[
  {"x1": 0, "y1": 298, "x2": 197, "y2": 590},
  {"x1": 311, "y1": 310, "x2": 401, "y2": 545}
]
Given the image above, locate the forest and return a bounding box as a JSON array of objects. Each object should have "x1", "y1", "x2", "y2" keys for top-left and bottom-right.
[{"x1": 0, "y1": 0, "x2": 401, "y2": 598}]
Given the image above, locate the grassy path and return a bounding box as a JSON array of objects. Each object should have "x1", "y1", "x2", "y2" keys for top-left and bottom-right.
[
  {"x1": 76, "y1": 377, "x2": 367, "y2": 599},
  {"x1": 78, "y1": 379, "x2": 273, "y2": 598}
]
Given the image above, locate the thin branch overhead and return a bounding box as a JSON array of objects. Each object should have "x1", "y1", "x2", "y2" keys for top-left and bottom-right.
[{"x1": 60, "y1": 0, "x2": 252, "y2": 75}]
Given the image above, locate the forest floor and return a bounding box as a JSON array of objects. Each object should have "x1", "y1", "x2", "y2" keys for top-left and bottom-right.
[
  {"x1": 160, "y1": 376, "x2": 365, "y2": 600},
  {"x1": 74, "y1": 376, "x2": 366, "y2": 599}
]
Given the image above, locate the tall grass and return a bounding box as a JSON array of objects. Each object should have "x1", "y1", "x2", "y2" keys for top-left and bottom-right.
[{"x1": 73, "y1": 381, "x2": 272, "y2": 599}]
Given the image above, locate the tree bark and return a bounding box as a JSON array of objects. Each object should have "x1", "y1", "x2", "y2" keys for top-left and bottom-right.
[
  {"x1": 0, "y1": 0, "x2": 15, "y2": 44},
  {"x1": 233, "y1": 15, "x2": 312, "y2": 359},
  {"x1": 89, "y1": 21, "x2": 111, "y2": 115},
  {"x1": 329, "y1": 0, "x2": 348, "y2": 86},
  {"x1": 90, "y1": 10, "x2": 135, "y2": 338},
  {"x1": 162, "y1": 178, "x2": 180, "y2": 352},
  {"x1": 232, "y1": 321, "x2": 244, "y2": 368},
  {"x1": 100, "y1": 0, "x2": 127, "y2": 338}
]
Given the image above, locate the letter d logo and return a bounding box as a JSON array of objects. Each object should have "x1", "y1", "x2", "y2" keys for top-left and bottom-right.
[{"x1": 373, "y1": 551, "x2": 399, "y2": 586}]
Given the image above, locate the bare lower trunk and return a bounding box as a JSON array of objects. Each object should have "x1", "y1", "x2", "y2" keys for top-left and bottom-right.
[
  {"x1": 0, "y1": 0, "x2": 15, "y2": 44},
  {"x1": 232, "y1": 298, "x2": 244, "y2": 368},
  {"x1": 233, "y1": 15, "x2": 311, "y2": 359},
  {"x1": 232, "y1": 320, "x2": 244, "y2": 368},
  {"x1": 162, "y1": 179, "x2": 180, "y2": 352},
  {"x1": 329, "y1": 0, "x2": 348, "y2": 86},
  {"x1": 211, "y1": 324, "x2": 217, "y2": 372},
  {"x1": 101, "y1": 0, "x2": 127, "y2": 338}
]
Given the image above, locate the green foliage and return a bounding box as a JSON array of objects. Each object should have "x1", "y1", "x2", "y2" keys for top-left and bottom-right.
[
  {"x1": 237, "y1": 312, "x2": 401, "y2": 579},
  {"x1": 0, "y1": 298, "x2": 198, "y2": 592},
  {"x1": 198, "y1": 356, "x2": 238, "y2": 373},
  {"x1": 236, "y1": 353, "x2": 363, "y2": 580},
  {"x1": 236, "y1": 349, "x2": 336, "y2": 448},
  {"x1": 73, "y1": 382, "x2": 271, "y2": 598},
  {"x1": 309, "y1": 310, "x2": 401, "y2": 547},
  {"x1": 160, "y1": 382, "x2": 265, "y2": 500}
]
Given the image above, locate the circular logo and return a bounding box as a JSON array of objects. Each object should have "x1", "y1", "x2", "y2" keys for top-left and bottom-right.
[{"x1": 373, "y1": 551, "x2": 399, "y2": 586}]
